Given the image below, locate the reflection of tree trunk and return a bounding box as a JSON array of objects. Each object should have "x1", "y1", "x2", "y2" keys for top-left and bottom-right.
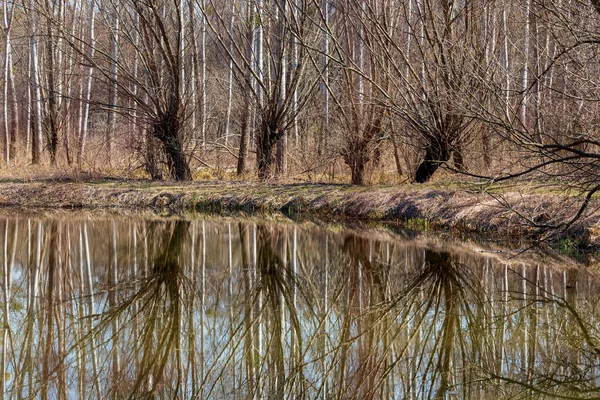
[
  {"x1": 565, "y1": 268, "x2": 578, "y2": 306},
  {"x1": 187, "y1": 223, "x2": 198, "y2": 395},
  {"x1": 201, "y1": 221, "x2": 206, "y2": 389},
  {"x1": 133, "y1": 220, "x2": 188, "y2": 397},
  {"x1": 20, "y1": 222, "x2": 42, "y2": 397},
  {"x1": 322, "y1": 233, "x2": 330, "y2": 396},
  {"x1": 256, "y1": 225, "x2": 285, "y2": 397},
  {"x1": 227, "y1": 223, "x2": 236, "y2": 391},
  {"x1": 340, "y1": 235, "x2": 376, "y2": 398},
  {"x1": 521, "y1": 264, "x2": 528, "y2": 376},
  {"x1": 41, "y1": 222, "x2": 58, "y2": 400},
  {"x1": 239, "y1": 222, "x2": 257, "y2": 397},
  {"x1": 253, "y1": 224, "x2": 263, "y2": 396},
  {"x1": 435, "y1": 268, "x2": 458, "y2": 399},
  {"x1": 0, "y1": 220, "x2": 12, "y2": 400},
  {"x1": 82, "y1": 223, "x2": 101, "y2": 397},
  {"x1": 109, "y1": 221, "x2": 121, "y2": 393},
  {"x1": 527, "y1": 266, "x2": 539, "y2": 383}
]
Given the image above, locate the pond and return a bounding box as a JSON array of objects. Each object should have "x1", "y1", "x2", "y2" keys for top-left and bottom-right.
[{"x1": 0, "y1": 213, "x2": 599, "y2": 399}]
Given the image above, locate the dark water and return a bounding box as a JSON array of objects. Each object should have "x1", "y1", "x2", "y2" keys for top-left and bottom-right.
[{"x1": 0, "y1": 214, "x2": 599, "y2": 399}]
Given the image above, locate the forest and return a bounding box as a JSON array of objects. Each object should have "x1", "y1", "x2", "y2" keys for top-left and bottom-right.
[
  {"x1": 1, "y1": 0, "x2": 600, "y2": 189},
  {"x1": 4, "y1": 1, "x2": 600, "y2": 396}
]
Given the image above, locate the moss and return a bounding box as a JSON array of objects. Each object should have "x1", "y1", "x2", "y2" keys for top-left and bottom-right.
[
  {"x1": 405, "y1": 217, "x2": 430, "y2": 232},
  {"x1": 554, "y1": 236, "x2": 581, "y2": 258}
]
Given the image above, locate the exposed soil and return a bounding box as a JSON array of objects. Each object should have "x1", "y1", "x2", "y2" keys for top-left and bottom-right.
[{"x1": 0, "y1": 179, "x2": 599, "y2": 246}]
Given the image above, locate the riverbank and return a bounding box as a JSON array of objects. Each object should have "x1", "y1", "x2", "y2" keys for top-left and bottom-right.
[{"x1": 0, "y1": 179, "x2": 598, "y2": 247}]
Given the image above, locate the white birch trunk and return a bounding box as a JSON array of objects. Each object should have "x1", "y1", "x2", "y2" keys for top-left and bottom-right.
[
  {"x1": 1, "y1": 221, "x2": 10, "y2": 400},
  {"x1": 77, "y1": 0, "x2": 96, "y2": 166},
  {"x1": 520, "y1": 0, "x2": 531, "y2": 126},
  {"x1": 224, "y1": 8, "x2": 235, "y2": 146},
  {"x1": 108, "y1": 4, "x2": 119, "y2": 161},
  {"x1": 82, "y1": 223, "x2": 101, "y2": 397},
  {"x1": 275, "y1": 0, "x2": 288, "y2": 175},
  {"x1": 502, "y1": 7, "x2": 510, "y2": 118},
  {"x1": 2, "y1": 0, "x2": 13, "y2": 164},
  {"x1": 256, "y1": 0, "x2": 264, "y2": 112},
  {"x1": 292, "y1": 0, "x2": 299, "y2": 147},
  {"x1": 320, "y1": 0, "x2": 330, "y2": 155},
  {"x1": 29, "y1": 0, "x2": 43, "y2": 164},
  {"x1": 201, "y1": 0, "x2": 207, "y2": 149}
]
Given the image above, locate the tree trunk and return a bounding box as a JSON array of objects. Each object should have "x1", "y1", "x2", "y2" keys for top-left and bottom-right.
[
  {"x1": 108, "y1": 7, "x2": 119, "y2": 163},
  {"x1": 77, "y1": 0, "x2": 95, "y2": 167},
  {"x1": 391, "y1": 136, "x2": 403, "y2": 178},
  {"x1": 414, "y1": 143, "x2": 451, "y2": 183},
  {"x1": 154, "y1": 114, "x2": 192, "y2": 181},
  {"x1": 7, "y1": 56, "x2": 17, "y2": 160},
  {"x1": 237, "y1": 99, "x2": 251, "y2": 175},
  {"x1": 45, "y1": 13, "x2": 59, "y2": 165},
  {"x1": 164, "y1": 138, "x2": 192, "y2": 181},
  {"x1": 2, "y1": 5, "x2": 11, "y2": 164},
  {"x1": 452, "y1": 146, "x2": 466, "y2": 171},
  {"x1": 200, "y1": 0, "x2": 207, "y2": 149},
  {"x1": 275, "y1": 133, "x2": 287, "y2": 177},
  {"x1": 145, "y1": 131, "x2": 162, "y2": 180},
  {"x1": 350, "y1": 161, "x2": 366, "y2": 185},
  {"x1": 345, "y1": 144, "x2": 368, "y2": 185},
  {"x1": 224, "y1": 8, "x2": 234, "y2": 146},
  {"x1": 29, "y1": 0, "x2": 43, "y2": 164},
  {"x1": 520, "y1": 0, "x2": 531, "y2": 127},
  {"x1": 257, "y1": 127, "x2": 274, "y2": 181}
]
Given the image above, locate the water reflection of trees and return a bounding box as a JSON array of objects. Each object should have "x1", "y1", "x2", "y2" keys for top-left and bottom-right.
[{"x1": 0, "y1": 216, "x2": 600, "y2": 398}]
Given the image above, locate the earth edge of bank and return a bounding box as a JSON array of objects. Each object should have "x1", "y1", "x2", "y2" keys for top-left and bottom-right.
[{"x1": 1, "y1": 180, "x2": 598, "y2": 250}]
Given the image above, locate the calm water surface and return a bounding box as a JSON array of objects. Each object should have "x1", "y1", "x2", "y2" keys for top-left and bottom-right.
[{"x1": 0, "y1": 214, "x2": 598, "y2": 399}]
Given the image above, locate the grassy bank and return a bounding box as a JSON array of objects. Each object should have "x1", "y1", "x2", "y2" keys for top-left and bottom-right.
[{"x1": 0, "y1": 178, "x2": 598, "y2": 247}]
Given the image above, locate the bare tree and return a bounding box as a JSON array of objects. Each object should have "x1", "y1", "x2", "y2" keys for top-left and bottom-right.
[
  {"x1": 65, "y1": 0, "x2": 193, "y2": 180},
  {"x1": 1, "y1": 0, "x2": 20, "y2": 165},
  {"x1": 208, "y1": 0, "x2": 319, "y2": 180},
  {"x1": 77, "y1": 0, "x2": 96, "y2": 167},
  {"x1": 28, "y1": 0, "x2": 44, "y2": 164},
  {"x1": 323, "y1": 0, "x2": 390, "y2": 185}
]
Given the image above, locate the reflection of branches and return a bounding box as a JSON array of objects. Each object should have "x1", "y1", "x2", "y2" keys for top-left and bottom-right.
[
  {"x1": 254, "y1": 224, "x2": 305, "y2": 398},
  {"x1": 78, "y1": 220, "x2": 190, "y2": 399},
  {"x1": 7, "y1": 218, "x2": 600, "y2": 399},
  {"x1": 386, "y1": 249, "x2": 487, "y2": 399}
]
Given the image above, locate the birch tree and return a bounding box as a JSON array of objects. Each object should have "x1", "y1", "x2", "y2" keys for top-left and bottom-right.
[
  {"x1": 107, "y1": 0, "x2": 119, "y2": 162},
  {"x1": 77, "y1": 0, "x2": 96, "y2": 166},
  {"x1": 29, "y1": 0, "x2": 44, "y2": 164},
  {"x1": 41, "y1": 0, "x2": 66, "y2": 165},
  {"x1": 2, "y1": 0, "x2": 15, "y2": 164}
]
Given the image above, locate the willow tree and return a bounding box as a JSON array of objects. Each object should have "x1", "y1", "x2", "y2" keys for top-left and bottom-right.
[
  {"x1": 208, "y1": 0, "x2": 319, "y2": 180},
  {"x1": 356, "y1": 0, "x2": 486, "y2": 182},
  {"x1": 324, "y1": 0, "x2": 390, "y2": 185},
  {"x1": 64, "y1": 0, "x2": 193, "y2": 180},
  {"x1": 463, "y1": 0, "x2": 600, "y2": 227}
]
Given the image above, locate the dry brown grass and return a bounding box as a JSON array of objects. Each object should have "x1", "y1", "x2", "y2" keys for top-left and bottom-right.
[{"x1": 0, "y1": 179, "x2": 598, "y2": 248}]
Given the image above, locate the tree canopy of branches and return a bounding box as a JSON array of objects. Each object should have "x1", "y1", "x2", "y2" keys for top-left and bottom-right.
[{"x1": 2, "y1": 0, "x2": 600, "y2": 186}]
